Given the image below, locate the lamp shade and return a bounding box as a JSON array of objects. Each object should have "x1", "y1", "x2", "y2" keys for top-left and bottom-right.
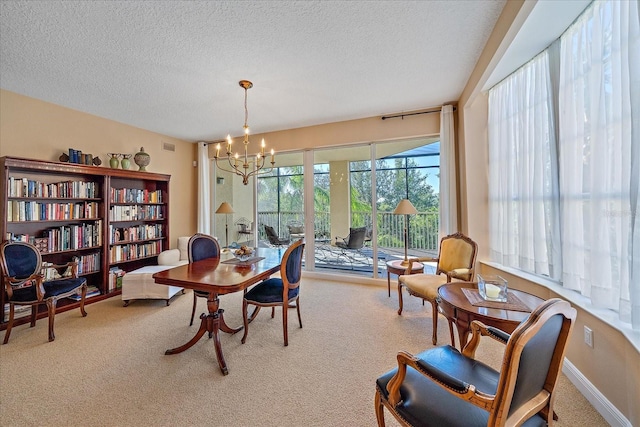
[
  {"x1": 393, "y1": 199, "x2": 418, "y2": 215},
  {"x1": 215, "y1": 202, "x2": 234, "y2": 214}
]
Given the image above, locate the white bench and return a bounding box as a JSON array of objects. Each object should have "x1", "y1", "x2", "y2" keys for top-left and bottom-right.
[{"x1": 121, "y1": 265, "x2": 184, "y2": 306}]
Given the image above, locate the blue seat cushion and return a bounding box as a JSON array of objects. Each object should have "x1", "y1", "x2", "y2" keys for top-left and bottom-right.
[
  {"x1": 376, "y1": 346, "x2": 546, "y2": 427},
  {"x1": 244, "y1": 278, "x2": 299, "y2": 304},
  {"x1": 9, "y1": 277, "x2": 86, "y2": 303}
]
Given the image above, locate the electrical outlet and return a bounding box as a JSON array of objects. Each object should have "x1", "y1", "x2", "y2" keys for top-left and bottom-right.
[{"x1": 584, "y1": 326, "x2": 593, "y2": 347}]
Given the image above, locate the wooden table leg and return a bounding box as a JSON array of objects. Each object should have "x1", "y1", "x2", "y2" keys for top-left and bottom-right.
[
  {"x1": 165, "y1": 293, "x2": 233, "y2": 375},
  {"x1": 387, "y1": 271, "x2": 391, "y2": 297}
]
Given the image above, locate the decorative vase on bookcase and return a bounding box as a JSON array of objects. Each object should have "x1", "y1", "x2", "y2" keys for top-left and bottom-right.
[
  {"x1": 108, "y1": 153, "x2": 120, "y2": 169},
  {"x1": 134, "y1": 147, "x2": 151, "y2": 171},
  {"x1": 121, "y1": 154, "x2": 131, "y2": 170}
]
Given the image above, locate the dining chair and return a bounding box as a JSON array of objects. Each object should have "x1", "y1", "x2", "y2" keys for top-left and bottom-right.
[
  {"x1": 397, "y1": 231, "x2": 477, "y2": 345},
  {"x1": 375, "y1": 298, "x2": 576, "y2": 427},
  {"x1": 187, "y1": 233, "x2": 221, "y2": 327},
  {"x1": 0, "y1": 241, "x2": 88, "y2": 343},
  {"x1": 241, "y1": 239, "x2": 305, "y2": 346}
]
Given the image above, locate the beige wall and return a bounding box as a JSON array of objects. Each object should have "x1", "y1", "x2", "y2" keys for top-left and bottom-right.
[
  {"x1": 0, "y1": 90, "x2": 198, "y2": 245},
  {"x1": 457, "y1": 2, "x2": 639, "y2": 425}
]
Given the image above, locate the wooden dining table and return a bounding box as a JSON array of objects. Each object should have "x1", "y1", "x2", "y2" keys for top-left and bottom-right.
[{"x1": 152, "y1": 247, "x2": 286, "y2": 375}]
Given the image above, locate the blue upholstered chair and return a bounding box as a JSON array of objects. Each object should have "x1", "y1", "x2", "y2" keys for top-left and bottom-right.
[
  {"x1": 0, "y1": 241, "x2": 87, "y2": 343},
  {"x1": 375, "y1": 298, "x2": 576, "y2": 427},
  {"x1": 187, "y1": 233, "x2": 221, "y2": 326},
  {"x1": 241, "y1": 239, "x2": 305, "y2": 346}
]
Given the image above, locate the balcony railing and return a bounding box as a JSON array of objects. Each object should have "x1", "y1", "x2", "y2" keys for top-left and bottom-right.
[{"x1": 257, "y1": 210, "x2": 439, "y2": 254}]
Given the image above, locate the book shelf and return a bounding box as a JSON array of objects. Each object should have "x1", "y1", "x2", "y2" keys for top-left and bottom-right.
[{"x1": 0, "y1": 156, "x2": 170, "y2": 327}]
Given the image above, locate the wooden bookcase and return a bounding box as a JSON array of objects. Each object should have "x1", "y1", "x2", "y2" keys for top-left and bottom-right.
[{"x1": 0, "y1": 156, "x2": 170, "y2": 328}]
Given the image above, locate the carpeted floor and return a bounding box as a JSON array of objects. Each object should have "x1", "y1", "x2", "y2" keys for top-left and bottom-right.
[{"x1": 0, "y1": 278, "x2": 608, "y2": 426}]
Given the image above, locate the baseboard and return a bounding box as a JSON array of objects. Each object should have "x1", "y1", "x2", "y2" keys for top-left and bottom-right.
[{"x1": 563, "y1": 358, "x2": 631, "y2": 427}]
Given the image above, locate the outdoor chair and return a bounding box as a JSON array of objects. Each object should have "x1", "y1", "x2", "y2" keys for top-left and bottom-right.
[
  {"x1": 375, "y1": 298, "x2": 576, "y2": 427},
  {"x1": 398, "y1": 232, "x2": 478, "y2": 345},
  {"x1": 235, "y1": 217, "x2": 252, "y2": 242},
  {"x1": 287, "y1": 220, "x2": 305, "y2": 240},
  {"x1": 0, "y1": 241, "x2": 88, "y2": 343},
  {"x1": 264, "y1": 224, "x2": 290, "y2": 247},
  {"x1": 334, "y1": 226, "x2": 368, "y2": 266},
  {"x1": 187, "y1": 233, "x2": 221, "y2": 327},
  {"x1": 241, "y1": 239, "x2": 305, "y2": 346}
]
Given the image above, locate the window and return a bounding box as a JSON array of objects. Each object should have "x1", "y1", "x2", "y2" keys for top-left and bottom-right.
[{"x1": 488, "y1": 0, "x2": 639, "y2": 328}]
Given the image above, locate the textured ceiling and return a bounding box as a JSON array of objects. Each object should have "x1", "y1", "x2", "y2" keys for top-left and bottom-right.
[{"x1": 0, "y1": 1, "x2": 506, "y2": 142}]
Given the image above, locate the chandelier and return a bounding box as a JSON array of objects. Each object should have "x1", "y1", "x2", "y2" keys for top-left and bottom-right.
[{"x1": 213, "y1": 80, "x2": 275, "y2": 185}]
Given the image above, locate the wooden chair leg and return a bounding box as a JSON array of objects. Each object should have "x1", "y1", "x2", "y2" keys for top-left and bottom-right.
[
  {"x1": 241, "y1": 299, "x2": 249, "y2": 344},
  {"x1": 429, "y1": 299, "x2": 438, "y2": 345},
  {"x1": 271, "y1": 306, "x2": 275, "y2": 318},
  {"x1": 374, "y1": 390, "x2": 386, "y2": 427},
  {"x1": 397, "y1": 283, "x2": 404, "y2": 315},
  {"x1": 30, "y1": 305, "x2": 37, "y2": 327},
  {"x1": 282, "y1": 302, "x2": 289, "y2": 346},
  {"x1": 47, "y1": 299, "x2": 56, "y2": 342},
  {"x1": 296, "y1": 298, "x2": 302, "y2": 328},
  {"x1": 79, "y1": 283, "x2": 88, "y2": 317},
  {"x1": 3, "y1": 304, "x2": 15, "y2": 344}
]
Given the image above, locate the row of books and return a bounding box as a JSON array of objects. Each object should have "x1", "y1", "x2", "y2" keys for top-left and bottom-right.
[
  {"x1": 67, "y1": 148, "x2": 95, "y2": 166},
  {"x1": 107, "y1": 267, "x2": 125, "y2": 292},
  {"x1": 7, "y1": 220, "x2": 103, "y2": 253},
  {"x1": 7, "y1": 176, "x2": 98, "y2": 198},
  {"x1": 7, "y1": 200, "x2": 100, "y2": 222},
  {"x1": 109, "y1": 241, "x2": 162, "y2": 263},
  {"x1": 108, "y1": 223, "x2": 164, "y2": 244},
  {"x1": 110, "y1": 187, "x2": 163, "y2": 204},
  {"x1": 72, "y1": 253, "x2": 101, "y2": 275},
  {"x1": 109, "y1": 205, "x2": 163, "y2": 221},
  {"x1": 3, "y1": 304, "x2": 31, "y2": 322},
  {"x1": 67, "y1": 285, "x2": 101, "y2": 301}
]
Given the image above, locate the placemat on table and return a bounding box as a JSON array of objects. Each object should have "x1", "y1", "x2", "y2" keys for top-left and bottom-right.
[
  {"x1": 461, "y1": 288, "x2": 532, "y2": 312},
  {"x1": 221, "y1": 256, "x2": 265, "y2": 266}
]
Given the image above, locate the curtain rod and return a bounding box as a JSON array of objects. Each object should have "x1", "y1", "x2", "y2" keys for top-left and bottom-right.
[
  {"x1": 381, "y1": 106, "x2": 456, "y2": 121},
  {"x1": 202, "y1": 106, "x2": 457, "y2": 143}
]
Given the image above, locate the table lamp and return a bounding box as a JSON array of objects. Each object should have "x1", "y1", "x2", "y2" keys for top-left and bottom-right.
[
  {"x1": 393, "y1": 199, "x2": 418, "y2": 266},
  {"x1": 215, "y1": 202, "x2": 234, "y2": 251}
]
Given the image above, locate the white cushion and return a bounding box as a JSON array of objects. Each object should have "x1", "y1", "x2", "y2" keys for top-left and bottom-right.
[
  {"x1": 158, "y1": 248, "x2": 181, "y2": 265},
  {"x1": 177, "y1": 236, "x2": 190, "y2": 261},
  {"x1": 121, "y1": 265, "x2": 183, "y2": 301}
]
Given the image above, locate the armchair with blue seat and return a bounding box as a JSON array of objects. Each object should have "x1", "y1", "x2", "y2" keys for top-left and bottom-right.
[
  {"x1": 375, "y1": 298, "x2": 576, "y2": 427},
  {"x1": 241, "y1": 239, "x2": 305, "y2": 346},
  {"x1": 0, "y1": 241, "x2": 87, "y2": 343},
  {"x1": 187, "y1": 233, "x2": 221, "y2": 327}
]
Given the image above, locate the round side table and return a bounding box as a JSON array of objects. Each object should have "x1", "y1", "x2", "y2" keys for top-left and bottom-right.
[{"x1": 386, "y1": 259, "x2": 424, "y2": 297}]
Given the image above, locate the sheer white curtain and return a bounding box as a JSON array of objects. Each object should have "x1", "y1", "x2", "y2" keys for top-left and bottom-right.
[
  {"x1": 488, "y1": 51, "x2": 561, "y2": 278},
  {"x1": 558, "y1": 0, "x2": 640, "y2": 326},
  {"x1": 197, "y1": 142, "x2": 211, "y2": 234},
  {"x1": 439, "y1": 104, "x2": 458, "y2": 237}
]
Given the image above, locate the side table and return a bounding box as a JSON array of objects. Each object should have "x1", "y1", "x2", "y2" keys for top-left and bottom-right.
[{"x1": 386, "y1": 259, "x2": 424, "y2": 297}]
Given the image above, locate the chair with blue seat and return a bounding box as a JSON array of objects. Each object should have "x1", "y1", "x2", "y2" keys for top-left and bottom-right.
[
  {"x1": 375, "y1": 298, "x2": 576, "y2": 427},
  {"x1": 187, "y1": 233, "x2": 221, "y2": 327},
  {"x1": 241, "y1": 239, "x2": 305, "y2": 346},
  {"x1": 0, "y1": 241, "x2": 87, "y2": 343}
]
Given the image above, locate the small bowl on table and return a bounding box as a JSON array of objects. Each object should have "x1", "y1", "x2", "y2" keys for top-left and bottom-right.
[{"x1": 234, "y1": 253, "x2": 252, "y2": 262}]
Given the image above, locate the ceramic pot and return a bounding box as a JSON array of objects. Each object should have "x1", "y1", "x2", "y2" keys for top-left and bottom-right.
[
  {"x1": 121, "y1": 154, "x2": 131, "y2": 170},
  {"x1": 108, "y1": 153, "x2": 120, "y2": 169},
  {"x1": 134, "y1": 147, "x2": 151, "y2": 171}
]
